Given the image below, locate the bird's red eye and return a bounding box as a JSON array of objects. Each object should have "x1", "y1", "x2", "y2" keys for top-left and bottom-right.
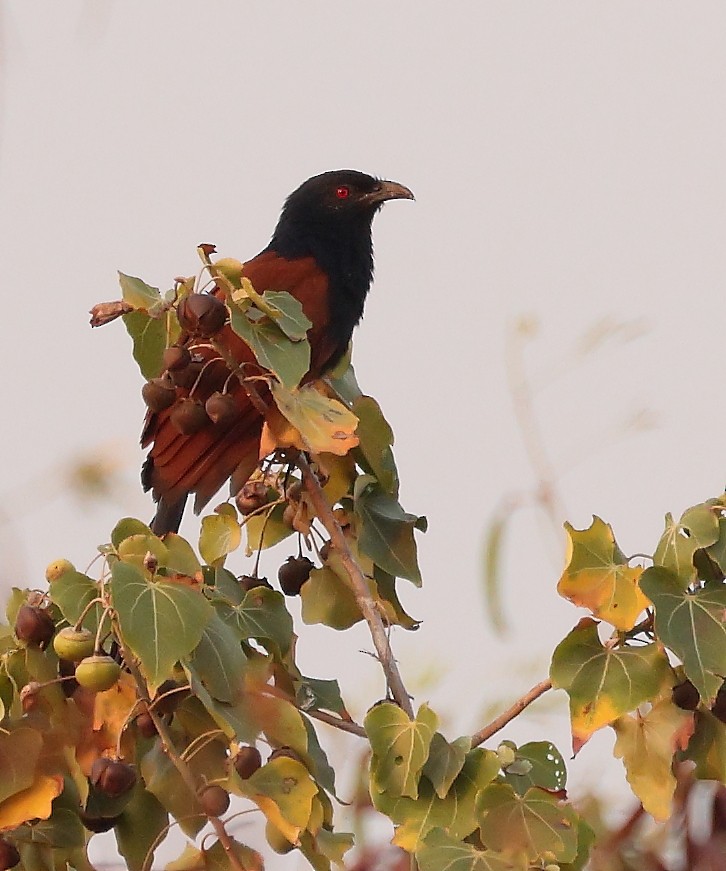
[{"x1": 335, "y1": 186, "x2": 350, "y2": 199}]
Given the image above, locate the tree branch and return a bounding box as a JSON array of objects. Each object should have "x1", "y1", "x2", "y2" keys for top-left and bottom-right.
[
  {"x1": 305, "y1": 708, "x2": 367, "y2": 738},
  {"x1": 471, "y1": 679, "x2": 553, "y2": 747},
  {"x1": 119, "y1": 645, "x2": 247, "y2": 871},
  {"x1": 298, "y1": 453, "x2": 414, "y2": 718}
]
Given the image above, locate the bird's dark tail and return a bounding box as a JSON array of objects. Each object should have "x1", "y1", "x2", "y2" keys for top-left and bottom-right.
[{"x1": 150, "y1": 495, "x2": 187, "y2": 536}]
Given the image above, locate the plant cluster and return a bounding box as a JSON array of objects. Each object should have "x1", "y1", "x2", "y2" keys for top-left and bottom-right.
[{"x1": 1, "y1": 250, "x2": 725, "y2": 870}]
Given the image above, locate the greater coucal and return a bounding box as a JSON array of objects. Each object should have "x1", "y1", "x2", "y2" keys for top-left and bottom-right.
[{"x1": 141, "y1": 170, "x2": 414, "y2": 534}]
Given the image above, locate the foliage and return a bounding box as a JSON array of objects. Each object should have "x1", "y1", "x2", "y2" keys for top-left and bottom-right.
[{"x1": 3, "y1": 252, "x2": 726, "y2": 870}]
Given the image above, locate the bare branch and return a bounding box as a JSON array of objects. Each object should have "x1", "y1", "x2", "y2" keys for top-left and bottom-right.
[{"x1": 471, "y1": 678, "x2": 553, "y2": 747}]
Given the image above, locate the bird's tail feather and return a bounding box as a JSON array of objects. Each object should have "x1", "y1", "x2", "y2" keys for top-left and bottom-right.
[{"x1": 151, "y1": 495, "x2": 188, "y2": 535}]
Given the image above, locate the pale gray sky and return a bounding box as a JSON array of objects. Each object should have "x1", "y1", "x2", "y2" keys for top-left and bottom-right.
[{"x1": 1, "y1": 1, "x2": 725, "y2": 864}]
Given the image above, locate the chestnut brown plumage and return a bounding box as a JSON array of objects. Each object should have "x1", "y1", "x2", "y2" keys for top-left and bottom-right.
[{"x1": 142, "y1": 170, "x2": 413, "y2": 534}]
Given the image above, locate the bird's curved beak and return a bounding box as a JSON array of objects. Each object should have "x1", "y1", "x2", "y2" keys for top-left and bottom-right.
[{"x1": 365, "y1": 179, "x2": 415, "y2": 205}]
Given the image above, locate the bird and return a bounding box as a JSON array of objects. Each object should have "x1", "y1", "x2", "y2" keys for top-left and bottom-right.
[{"x1": 141, "y1": 170, "x2": 414, "y2": 534}]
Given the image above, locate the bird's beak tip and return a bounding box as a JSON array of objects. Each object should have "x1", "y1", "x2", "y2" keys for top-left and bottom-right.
[{"x1": 378, "y1": 180, "x2": 415, "y2": 202}]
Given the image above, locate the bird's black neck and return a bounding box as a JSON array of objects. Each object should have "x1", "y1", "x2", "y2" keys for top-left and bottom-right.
[{"x1": 267, "y1": 213, "x2": 376, "y2": 366}]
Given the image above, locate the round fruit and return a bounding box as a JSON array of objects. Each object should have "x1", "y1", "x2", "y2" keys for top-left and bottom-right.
[
  {"x1": 90, "y1": 757, "x2": 137, "y2": 797},
  {"x1": 45, "y1": 558, "x2": 75, "y2": 583},
  {"x1": 162, "y1": 345, "x2": 191, "y2": 372},
  {"x1": 278, "y1": 557, "x2": 314, "y2": 596},
  {"x1": 15, "y1": 604, "x2": 55, "y2": 649},
  {"x1": 176, "y1": 293, "x2": 228, "y2": 337},
  {"x1": 75, "y1": 656, "x2": 121, "y2": 692},
  {"x1": 265, "y1": 821, "x2": 294, "y2": 855},
  {"x1": 170, "y1": 399, "x2": 210, "y2": 435},
  {"x1": 238, "y1": 575, "x2": 272, "y2": 593},
  {"x1": 198, "y1": 784, "x2": 230, "y2": 817},
  {"x1": 136, "y1": 711, "x2": 158, "y2": 739},
  {"x1": 235, "y1": 481, "x2": 268, "y2": 515},
  {"x1": 672, "y1": 679, "x2": 700, "y2": 711},
  {"x1": 232, "y1": 745, "x2": 262, "y2": 779},
  {"x1": 205, "y1": 392, "x2": 240, "y2": 427},
  {"x1": 142, "y1": 377, "x2": 177, "y2": 412},
  {"x1": 79, "y1": 812, "x2": 121, "y2": 833},
  {"x1": 268, "y1": 746, "x2": 301, "y2": 764},
  {"x1": 0, "y1": 838, "x2": 20, "y2": 870},
  {"x1": 53, "y1": 627, "x2": 95, "y2": 663},
  {"x1": 214, "y1": 257, "x2": 244, "y2": 288}
]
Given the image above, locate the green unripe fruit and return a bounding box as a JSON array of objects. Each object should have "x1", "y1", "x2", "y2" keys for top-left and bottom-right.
[
  {"x1": 53, "y1": 627, "x2": 95, "y2": 662},
  {"x1": 75, "y1": 655, "x2": 121, "y2": 692},
  {"x1": 265, "y1": 821, "x2": 294, "y2": 854},
  {"x1": 214, "y1": 257, "x2": 244, "y2": 288},
  {"x1": 45, "y1": 559, "x2": 75, "y2": 583}
]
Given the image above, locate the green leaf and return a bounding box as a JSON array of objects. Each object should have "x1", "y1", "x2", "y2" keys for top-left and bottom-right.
[
  {"x1": 477, "y1": 784, "x2": 579, "y2": 863},
  {"x1": 244, "y1": 503, "x2": 294, "y2": 554},
  {"x1": 0, "y1": 728, "x2": 42, "y2": 803},
  {"x1": 199, "y1": 511, "x2": 241, "y2": 567},
  {"x1": 640, "y1": 566, "x2": 726, "y2": 705},
  {"x1": 140, "y1": 742, "x2": 205, "y2": 838},
  {"x1": 683, "y1": 710, "x2": 726, "y2": 781},
  {"x1": 110, "y1": 561, "x2": 213, "y2": 692},
  {"x1": 295, "y1": 676, "x2": 348, "y2": 718},
  {"x1": 560, "y1": 817, "x2": 596, "y2": 871},
  {"x1": 352, "y1": 395, "x2": 398, "y2": 496},
  {"x1": 162, "y1": 533, "x2": 203, "y2": 579},
  {"x1": 270, "y1": 382, "x2": 360, "y2": 455},
  {"x1": 114, "y1": 785, "x2": 169, "y2": 871},
  {"x1": 373, "y1": 568, "x2": 421, "y2": 630},
  {"x1": 422, "y1": 733, "x2": 472, "y2": 799},
  {"x1": 325, "y1": 356, "x2": 363, "y2": 405},
  {"x1": 123, "y1": 310, "x2": 167, "y2": 379},
  {"x1": 503, "y1": 742, "x2": 567, "y2": 797},
  {"x1": 229, "y1": 301, "x2": 310, "y2": 388},
  {"x1": 49, "y1": 571, "x2": 103, "y2": 635},
  {"x1": 365, "y1": 702, "x2": 438, "y2": 800},
  {"x1": 222, "y1": 587, "x2": 293, "y2": 657},
  {"x1": 262, "y1": 291, "x2": 312, "y2": 341},
  {"x1": 355, "y1": 477, "x2": 426, "y2": 585},
  {"x1": 204, "y1": 838, "x2": 263, "y2": 871},
  {"x1": 111, "y1": 517, "x2": 155, "y2": 549},
  {"x1": 417, "y1": 829, "x2": 528, "y2": 871},
  {"x1": 186, "y1": 610, "x2": 247, "y2": 703},
  {"x1": 653, "y1": 504, "x2": 720, "y2": 585},
  {"x1": 300, "y1": 566, "x2": 362, "y2": 630},
  {"x1": 26, "y1": 807, "x2": 85, "y2": 849},
  {"x1": 117, "y1": 533, "x2": 168, "y2": 574},
  {"x1": 550, "y1": 617, "x2": 670, "y2": 753},
  {"x1": 184, "y1": 668, "x2": 258, "y2": 744},
  {"x1": 118, "y1": 272, "x2": 161, "y2": 310}
]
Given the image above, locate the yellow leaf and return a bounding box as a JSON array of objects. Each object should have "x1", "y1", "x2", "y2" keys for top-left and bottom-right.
[
  {"x1": 0, "y1": 774, "x2": 62, "y2": 830},
  {"x1": 612, "y1": 699, "x2": 696, "y2": 820},
  {"x1": 93, "y1": 670, "x2": 138, "y2": 745},
  {"x1": 270, "y1": 382, "x2": 359, "y2": 456},
  {"x1": 558, "y1": 517, "x2": 650, "y2": 630}
]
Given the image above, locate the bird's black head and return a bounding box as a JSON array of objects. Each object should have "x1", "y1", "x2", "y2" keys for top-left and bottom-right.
[{"x1": 268, "y1": 170, "x2": 413, "y2": 365}]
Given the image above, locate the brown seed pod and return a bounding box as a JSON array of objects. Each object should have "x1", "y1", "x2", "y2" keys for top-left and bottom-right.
[
  {"x1": 672, "y1": 679, "x2": 700, "y2": 711},
  {"x1": 238, "y1": 575, "x2": 273, "y2": 593},
  {"x1": 176, "y1": 293, "x2": 228, "y2": 337},
  {"x1": 0, "y1": 838, "x2": 20, "y2": 870},
  {"x1": 232, "y1": 745, "x2": 262, "y2": 780},
  {"x1": 268, "y1": 746, "x2": 302, "y2": 764},
  {"x1": 90, "y1": 757, "x2": 137, "y2": 797},
  {"x1": 142, "y1": 377, "x2": 177, "y2": 413},
  {"x1": 15, "y1": 604, "x2": 55, "y2": 649},
  {"x1": 278, "y1": 556, "x2": 314, "y2": 596},
  {"x1": 135, "y1": 710, "x2": 158, "y2": 739},
  {"x1": 235, "y1": 481, "x2": 269, "y2": 515},
  {"x1": 205, "y1": 392, "x2": 240, "y2": 427},
  {"x1": 198, "y1": 784, "x2": 230, "y2": 817},
  {"x1": 169, "y1": 358, "x2": 205, "y2": 390},
  {"x1": 170, "y1": 398, "x2": 210, "y2": 435},
  {"x1": 162, "y1": 345, "x2": 191, "y2": 372},
  {"x1": 79, "y1": 812, "x2": 121, "y2": 833}
]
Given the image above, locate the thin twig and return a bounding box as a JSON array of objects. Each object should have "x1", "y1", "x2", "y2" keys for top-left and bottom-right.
[
  {"x1": 304, "y1": 708, "x2": 366, "y2": 738},
  {"x1": 297, "y1": 454, "x2": 414, "y2": 718},
  {"x1": 471, "y1": 679, "x2": 553, "y2": 747}
]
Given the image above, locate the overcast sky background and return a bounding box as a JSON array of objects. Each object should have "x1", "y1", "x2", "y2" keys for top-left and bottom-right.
[{"x1": 1, "y1": 2, "x2": 725, "y2": 865}]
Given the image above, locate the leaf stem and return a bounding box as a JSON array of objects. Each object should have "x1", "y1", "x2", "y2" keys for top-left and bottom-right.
[
  {"x1": 304, "y1": 708, "x2": 366, "y2": 738},
  {"x1": 471, "y1": 678, "x2": 553, "y2": 747},
  {"x1": 297, "y1": 453, "x2": 414, "y2": 718}
]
